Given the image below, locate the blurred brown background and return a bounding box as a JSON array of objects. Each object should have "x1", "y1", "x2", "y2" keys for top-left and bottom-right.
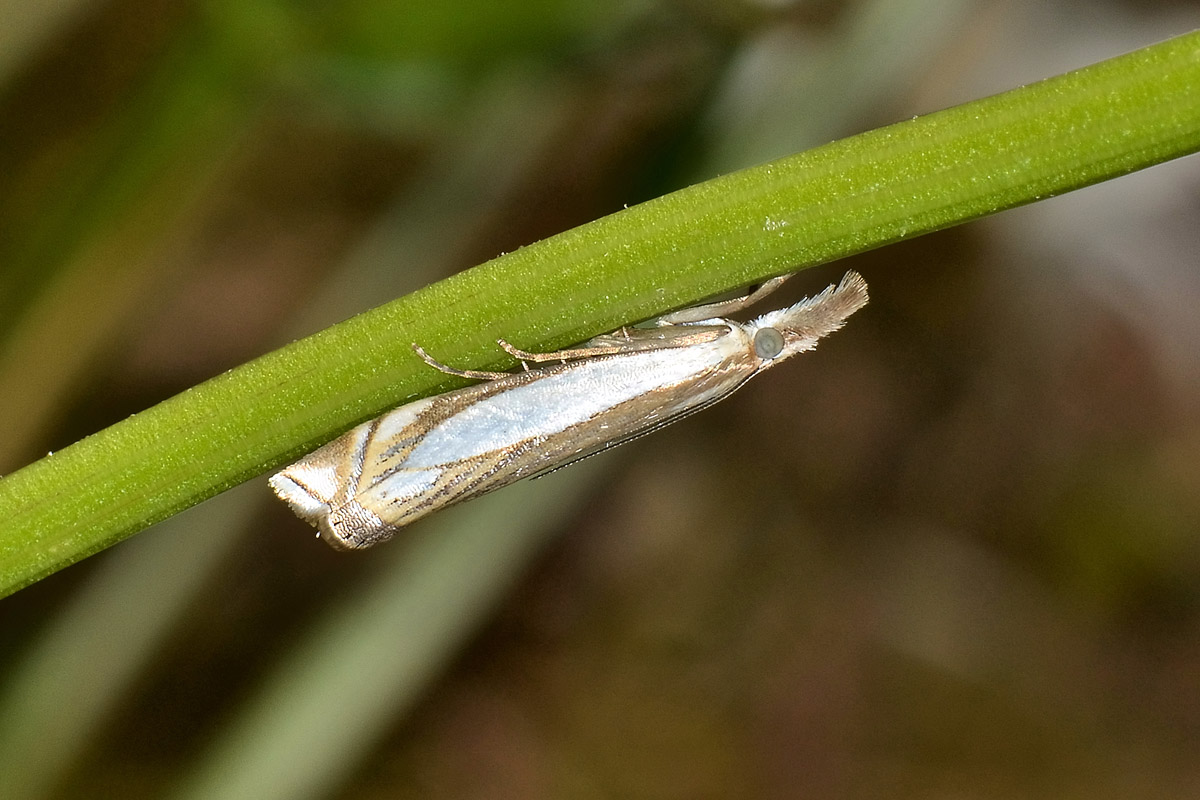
[{"x1": 2, "y1": 1, "x2": 1200, "y2": 798}]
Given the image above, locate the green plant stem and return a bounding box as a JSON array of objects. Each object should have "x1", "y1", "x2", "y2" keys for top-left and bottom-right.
[{"x1": 2, "y1": 31, "x2": 1199, "y2": 597}]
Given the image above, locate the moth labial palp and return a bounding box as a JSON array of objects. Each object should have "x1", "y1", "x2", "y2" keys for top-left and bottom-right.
[{"x1": 269, "y1": 271, "x2": 869, "y2": 550}]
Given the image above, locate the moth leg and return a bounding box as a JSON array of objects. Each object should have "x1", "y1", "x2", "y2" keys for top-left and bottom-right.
[
  {"x1": 496, "y1": 338, "x2": 631, "y2": 362},
  {"x1": 655, "y1": 273, "x2": 794, "y2": 325},
  {"x1": 412, "y1": 343, "x2": 511, "y2": 381}
]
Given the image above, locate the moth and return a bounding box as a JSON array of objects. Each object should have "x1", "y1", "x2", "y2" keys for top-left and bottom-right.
[{"x1": 270, "y1": 271, "x2": 868, "y2": 549}]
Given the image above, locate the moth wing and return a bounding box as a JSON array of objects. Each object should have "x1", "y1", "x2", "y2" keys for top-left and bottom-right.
[
  {"x1": 343, "y1": 377, "x2": 536, "y2": 534},
  {"x1": 529, "y1": 367, "x2": 756, "y2": 479}
]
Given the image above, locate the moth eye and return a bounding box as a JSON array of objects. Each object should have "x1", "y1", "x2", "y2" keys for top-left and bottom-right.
[{"x1": 753, "y1": 327, "x2": 785, "y2": 359}]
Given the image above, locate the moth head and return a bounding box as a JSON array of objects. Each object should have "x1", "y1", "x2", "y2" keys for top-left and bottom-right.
[{"x1": 748, "y1": 271, "x2": 868, "y2": 365}]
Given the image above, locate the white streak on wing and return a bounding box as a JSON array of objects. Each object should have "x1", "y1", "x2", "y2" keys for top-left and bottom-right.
[
  {"x1": 358, "y1": 397, "x2": 443, "y2": 508},
  {"x1": 269, "y1": 471, "x2": 330, "y2": 520},
  {"x1": 372, "y1": 395, "x2": 438, "y2": 443},
  {"x1": 277, "y1": 461, "x2": 340, "y2": 510},
  {"x1": 368, "y1": 467, "x2": 441, "y2": 506},
  {"x1": 404, "y1": 339, "x2": 736, "y2": 467}
]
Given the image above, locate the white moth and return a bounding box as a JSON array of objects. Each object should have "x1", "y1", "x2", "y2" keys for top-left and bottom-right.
[{"x1": 270, "y1": 271, "x2": 868, "y2": 549}]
